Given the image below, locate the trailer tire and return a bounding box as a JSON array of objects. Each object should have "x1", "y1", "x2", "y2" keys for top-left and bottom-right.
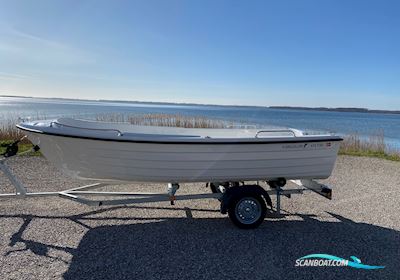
[{"x1": 228, "y1": 192, "x2": 266, "y2": 229}]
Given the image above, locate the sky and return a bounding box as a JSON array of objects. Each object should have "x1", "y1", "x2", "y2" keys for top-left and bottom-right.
[{"x1": 0, "y1": 0, "x2": 399, "y2": 109}]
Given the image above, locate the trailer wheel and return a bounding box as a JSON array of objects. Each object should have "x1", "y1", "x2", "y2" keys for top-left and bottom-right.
[{"x1": 228, "y1": 193, "x2": 266, "y2": 229}]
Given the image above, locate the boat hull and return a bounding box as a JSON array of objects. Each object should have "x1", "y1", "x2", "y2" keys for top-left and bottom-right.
[{"x1": 26, "y1": 132, "x2": 341, "y2": 182}]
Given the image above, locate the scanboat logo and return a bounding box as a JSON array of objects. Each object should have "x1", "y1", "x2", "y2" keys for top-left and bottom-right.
[{"x1": 295, "y1": 254, "x2": 385, "y2": 270}]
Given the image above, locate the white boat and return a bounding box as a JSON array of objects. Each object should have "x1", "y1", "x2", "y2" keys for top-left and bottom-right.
[
  {"x1": 17, "y1": 118, "x2": 342, "y2": 183},
  {"x1": 8, "y1": 117, "x2": 343, "y2": 228}
]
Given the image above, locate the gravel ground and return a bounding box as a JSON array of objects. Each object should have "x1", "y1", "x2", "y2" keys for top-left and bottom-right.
[{"x1": 0, "y1": 156, "x2": 399, "y2": 280}]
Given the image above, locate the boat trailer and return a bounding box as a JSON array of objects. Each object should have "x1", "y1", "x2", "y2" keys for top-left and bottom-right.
[{"x1": 0, "y1": 143, "x2": 333, "y2": 229}]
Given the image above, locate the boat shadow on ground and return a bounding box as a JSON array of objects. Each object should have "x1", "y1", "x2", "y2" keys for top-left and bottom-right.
[{"x1": 2, "y1": 206, "x2": 398, "y2": 280}]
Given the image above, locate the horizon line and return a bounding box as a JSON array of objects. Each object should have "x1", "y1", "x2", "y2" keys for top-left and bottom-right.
[{"x1": 1, "y1": 94, "x2": 399, "y2": 114}]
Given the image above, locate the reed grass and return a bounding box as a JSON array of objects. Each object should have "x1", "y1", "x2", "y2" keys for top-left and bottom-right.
[
  {"x1": 0, "y1": 118, "x2": 27, "y2": 141},
  {"x1": 339, "y1": 132, "x2": 400, "y2": 161},
  {"x1": 95, "y1": 113, "x2": 230, "y2": 128}
]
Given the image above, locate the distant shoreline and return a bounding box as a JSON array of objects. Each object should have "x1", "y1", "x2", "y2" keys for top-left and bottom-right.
[
  {"x1": 1, "y1": 94, "x2": 399, "y2": 115},
  {"x1": 270, "y1": 106, "x2": 400, "y2": 115}
]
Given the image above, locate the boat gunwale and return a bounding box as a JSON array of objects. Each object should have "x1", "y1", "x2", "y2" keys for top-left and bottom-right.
[{"x1": 17, "y1": 124, "x2": 344, "y2": 145}]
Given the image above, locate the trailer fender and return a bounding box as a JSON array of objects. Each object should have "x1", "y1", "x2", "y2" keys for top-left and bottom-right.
[{"x1": 220, "y1": 185, "x2": 272, "y2": 214}]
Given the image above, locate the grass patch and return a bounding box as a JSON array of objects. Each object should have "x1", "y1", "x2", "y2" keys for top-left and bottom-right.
[
  {"x1": 0, "y1": 140, "x2": 41, "y2": 157},
  {"x1": 339, "y1": 149, "x2": 400, "y2": 161}
]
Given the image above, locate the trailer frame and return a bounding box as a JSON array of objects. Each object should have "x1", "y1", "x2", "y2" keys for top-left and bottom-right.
[{"x1": 0, "y1": 146, "x2": 333, "y2": 227}]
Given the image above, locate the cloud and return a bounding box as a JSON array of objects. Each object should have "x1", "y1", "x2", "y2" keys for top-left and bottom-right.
[
  {"x1": 0, "y1": 26, "x2": 96, "y2": 65},
  {"x1": 0, "y1": 72, "x2": 33, "y2": 80},
  {"x1": 7, "y1": 28, "x2": 68, "y2": 49}
]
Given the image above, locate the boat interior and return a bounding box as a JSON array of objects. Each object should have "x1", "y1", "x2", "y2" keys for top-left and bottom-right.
[{"x1": 18, "y1": 118, "x2": 339, "y2": 142}]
